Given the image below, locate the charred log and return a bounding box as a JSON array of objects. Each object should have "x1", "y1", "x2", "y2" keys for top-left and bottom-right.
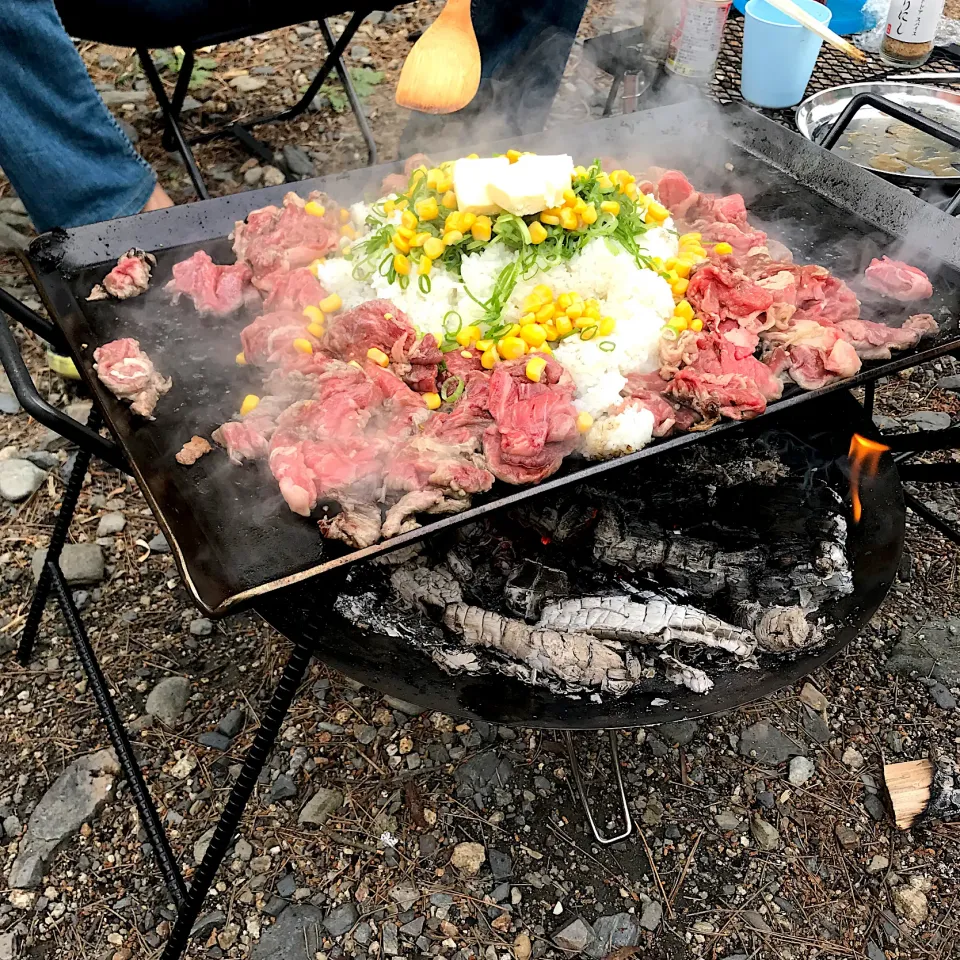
[
  {"x1": 660, "y1": 654, "x2": 713, "y2": 693},
  {"x1": 504, "y1": 560, "x2": 570, "y2": 622},
  {"x1": 736, "y1": 601, "x2": 823, "y2": 652},
  {"x1": 390, "y1": 562, "x2": 463, "y2": 611}
]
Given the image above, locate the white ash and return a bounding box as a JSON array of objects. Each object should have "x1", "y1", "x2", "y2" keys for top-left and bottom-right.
[
  {"x1": 736, "y1": 601, "x2": 823, "y2": 653},
  {"x1": 660, "y1": 654, "x2": 714, "y2": 694},
  {"x1": 389, "y1": 563, "x2": 462, "y2": 611}
]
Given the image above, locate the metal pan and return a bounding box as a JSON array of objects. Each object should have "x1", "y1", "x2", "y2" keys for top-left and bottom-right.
[{"x1": 796, "y1": 81, "x2": 960, "y2": 185}]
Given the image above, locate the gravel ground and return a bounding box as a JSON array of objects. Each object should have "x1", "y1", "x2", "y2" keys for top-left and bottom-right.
[{"x1": 0, "y1": 9, "x2": 959, "y2": 960}]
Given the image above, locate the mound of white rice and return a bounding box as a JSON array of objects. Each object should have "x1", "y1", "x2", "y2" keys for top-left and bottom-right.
[{"x1": 315, "y1": 203, "x2": 680, "y2": 457}]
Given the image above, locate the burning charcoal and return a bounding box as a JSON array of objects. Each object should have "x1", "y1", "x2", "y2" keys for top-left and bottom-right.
[
  {"x1": 442, "y1": 603, "x2": 642, "y2": 695},
  {"x1": 660, "y1": 654, "x2": 713, "y2": 693},
  {"x1": 736, "y1": 602, "x2": 823, "y2": 652},
  {"x1": 390, "y1": 562, "x2": 462, "y2": 611},
  {"x1": 537, "y1": 595, "x2": 757, "y2": 657},
  {"x1": 503, "y1": 560, "x2": 570, "y2": 622}
]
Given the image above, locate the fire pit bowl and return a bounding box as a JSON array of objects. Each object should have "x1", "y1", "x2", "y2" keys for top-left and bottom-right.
[{"x1": 256, "y1": 391, "x2": 904, "y2": 729}]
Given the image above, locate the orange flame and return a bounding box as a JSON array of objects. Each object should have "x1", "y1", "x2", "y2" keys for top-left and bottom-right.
[{"x1": 848, "y1": 433, "x2": 890, "y2": 523}]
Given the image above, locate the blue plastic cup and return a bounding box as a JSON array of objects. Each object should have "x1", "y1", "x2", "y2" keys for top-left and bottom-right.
[{"x1": 741, "y1": 0, "x2": 832, "y2": 109}]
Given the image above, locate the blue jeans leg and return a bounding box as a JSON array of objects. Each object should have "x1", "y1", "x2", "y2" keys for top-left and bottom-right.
[{"x1": 0, "y1": 0, "x2": 156, "y2": 232}]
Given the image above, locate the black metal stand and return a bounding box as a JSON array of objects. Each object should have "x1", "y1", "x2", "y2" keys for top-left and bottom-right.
[{"x1": 136, "y1": 12, "x2": 378, "y2": 199}]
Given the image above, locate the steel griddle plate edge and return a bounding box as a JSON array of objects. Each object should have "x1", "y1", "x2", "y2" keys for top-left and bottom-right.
[{"x1": 26, "y1": 102, "x2": 960, "y2": 617}]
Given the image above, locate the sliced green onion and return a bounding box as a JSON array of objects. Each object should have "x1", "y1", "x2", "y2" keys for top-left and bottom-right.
[
  {"x1": 418, "y1": 274, "x2": 432, "y2": 294},
  {"x1": 599, "y1": 340, "x2": 616, "y2": 352},
  {"x1": 441, "y1": 376, "x2": 464, "y2": 403}
]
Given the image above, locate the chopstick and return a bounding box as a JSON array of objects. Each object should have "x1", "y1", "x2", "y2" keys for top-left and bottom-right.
[{"x1": 763, "y1": 0, "x2": 868, "y2": 63}]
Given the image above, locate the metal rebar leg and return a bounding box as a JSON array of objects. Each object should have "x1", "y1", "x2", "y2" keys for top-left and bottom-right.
[
  {"x1": 160, "y1": 642, "x2": 312, "y2": 960},
  {"x1": 603, "y1": 68, "x2": 625, "y2": 118},
  {"x1": 18, "y1": 409, "x2": 102, "y2": 666},
  {"x1": 905, "y1": 491, "x2": 960, "y2": 545},
  {"x1": 137, "y1": 47, "x2": 210, "y2": 200},
  {"x1": 863, "y1": 380, "x2": 876, "y2": 421},
  {"x1": 564, "y1": 729, "x2": 634, "y2": 845},
  {"x1": 48, "y1": 562, "x2": 188, "y2": 908}
]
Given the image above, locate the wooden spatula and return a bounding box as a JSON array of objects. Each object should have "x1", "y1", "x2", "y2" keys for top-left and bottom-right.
[{"x1": 395, "y1": 0, "x2": 481, "y2": 114}]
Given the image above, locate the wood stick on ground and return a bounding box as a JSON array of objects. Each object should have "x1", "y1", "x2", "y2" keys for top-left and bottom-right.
[{"x1": 881, "y1": 757, "x2": 960, "y2": 829}]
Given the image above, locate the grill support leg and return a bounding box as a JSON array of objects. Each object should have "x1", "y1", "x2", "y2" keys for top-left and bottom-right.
[
  {"x1": 47, "y1": 559, "x2": 189, "y2": 909},
  {"x1": 863, "y1": 380, "x2": 875, "y2": 421},
  {"x1": 564, "y1": 730, "x2": 633, "y2": 845},
  {"x1": 160, "y1": 641, "x2": 313, "y2": 960},
  {"x1": 18, "y1": 410, "x2": 101, "y2": 666}
]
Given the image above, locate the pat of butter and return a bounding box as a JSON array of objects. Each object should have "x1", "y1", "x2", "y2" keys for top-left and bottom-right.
[
  {"x1": 453, "y1": 157, "x2": 510, "y2": 215},
  {"x1": 487, "y1": 154, "x2": 575, "y2": 217}
]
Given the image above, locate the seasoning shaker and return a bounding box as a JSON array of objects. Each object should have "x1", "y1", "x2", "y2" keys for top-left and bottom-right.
[
  {"x1": 665, "y1": 0, "x2": 734, "y2": 81},
  {"x1": 880, "y1": 0, "x2": 946, "y2": 67}
]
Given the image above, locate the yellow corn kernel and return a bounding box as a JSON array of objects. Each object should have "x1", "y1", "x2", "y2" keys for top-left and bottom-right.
[
  {"x1": 714, "y1": 242, "x2": 734, "y2": 256},
  {"x1": 319, "y1": 293, "x2": 342, "y2": 313},
  {"x1": 646, "y1": 201, "x2": 669, "y2": 224},
  {"x1": 304, "y1": 200, "x2": 326, "y2": 217},
  {"x1": 481, "y1": 345, "x2": 498, "y2": 369},
  {"x1": 679, "y1": 232, "x2": 702, "y2": 244},
  {"x1": 542, "y1": 321, "x2": 558, "y2": 341},
  {"x1": 339, "y1": 208, "x2": 350, "y2": 223},
  {"x1": 577, "y1": 411, "x2": 594, "y2": 433},
  {"x1": 573, "y1": 165, "x2": 588, "y2": 179},
  {"x1": 441, "y1": 190, "x2": 458, "y2": 209},
  {"x1": 418, "y1": 256, "x2": 432, "y2": 276},
  {"x1": 528, "y1": 222, "x2": 548, "y2": 244},
  {"x1": 466, "y1": 153, "x2": 479, "y2": 159},
  {"x1": 625, "y1": 182, "x2": 638, "y2": 200},
  {"x1": 667, "y1": 316, "x2": 688, "y2": 334},
  {"x1": 556, "y1": 292, "x2": 573, "y2": 310},
  {"x1": 436, "y1": 176, "x2": 453, "y2": 194},
  {"x1": 348, "y1": 360, "x2": 362, "y2": 368},
  {"x1": 308, "y1": 258, "x2": 326, "y2": 276},
  {"x1": 461, "y1": 350, "x2": 473, "y2": 359},
  {"x1": 497, "y1": 337, "x2": 526, "y2": 360},
  {"x1": 562, "y1": 188, "x2": 578, "y2": 206},
  {"x1": 559, "y1": 207, "x2": 579, "y2": 230},
  {"x1": 598, "y1": 316, "x2": 616, "y2": 336},
  {"x1": 540, "y1": 212, "x2": 561, "y2": 226},
  {"x1": 691, "y1": 317, "x2": 704, "y2": 333},
  {"x1": 574, "y1": 197, "x2": 587, "y2": 214},
  {"x1": 565, "y1": 302, "x2": 584, "y2": 320},
  {"x1": 569, "y1": 290, "x2": 583, "y2": 303},
  {"x1": 235, "y1": 351, "x2": 247, "y2": 365},
  {"x1": 555, "y1": 315, "x2": 573, "y2": 337},
  {"x1": 456, "y1": 325, "x2": 483, "y2": 347},
  {"x1": 423, "y1": 392, "x2": 442, "y2": 410},
  {"x1": 600, "y1": 200, "x2": 621, "y2": 216},
  {"x1": 240, "y1": 394, "x2": 260, "y2": 416},
  {"x1": 574, "y1": 315, "x2": 596, "y2": 330},
  {"x1": 535, "y1": 303, "x2": 556, "y2": 323},
  {"x1": 444, "y1": 212, "x2": 461, "y2": 232},
  {"x1": 393, "y1": 233, "x2": 411, "y2": 254},
  {"x1": 580, "y1": 203, "x2": 598, "y2": 226},
  {"x1": 393, "y1": 254, "x2": 411, "y2": 276},
  {"x1": 521, "y1": 324, "x2": 547, "y2": 349},
  {"x1": 673, "y1": 259, "x2": 693, "y2": 280},
  {"x1": 401, "y1": 209, "x2": 418, "y2": 230},
  {"x1": 307, "y1": 321, "x2": 325, "y2": 339},
  {"x1": 583, "y1": 304, "x2": 601, "y2": 322},
  {"x1": 530, "y1": 283, "x2": 550, "y2": 301},
  {"x1": 518, "y1": 312, "x2": 537, "y2": 327},
  {"x1": 293, "y1": 338, "x2": 313, "y2": 355},
  {"x1": 408, "y1": 231, "x2": 427, "y2": 248},
  {"x1": 522, "y1": 293, "x2": 543, "y2": 314},
  {"x1": 415, "y1": 197, "x2": 439, "y2": 221},
  {"x1": 442, "y1": 230, "x2": 464, "y2": 246},
  {"x1": 459, "y1": 212, "x2": 477, "y2": 231},
  {"x1": 471, "y1": 216, "x2": 492, "y2": 242},
  {"x1": 672, "y1": 277, "x2": 690, "y2": 297},
  {"x1": 395, "y1": 197, "x2": 409, "y2": 209},
  {"x1": 475, "y1": 339, "x2": 494, "y2": 352},
  {"x1": 423, "y1": 236, "x2": 445, "y2": 260},
  {"x1": 367, "y1": 347, "x2": 390, "y2": 367},
  {"x1": 383, "y1": 199, "x2": 396, "y2": 216},
  {"x1": 597, "y1": 173, "x2": 613, "y2": 191},
  {"x1": 395, "y1": 225, "x2": 415, "y2": 241},
  {"x1": 340, "y1": 224, "x2": 357, "y2": 239},
  {"x1": 525, "y1": 356, "x2": 548, "y2": 382},
  {"x1": 508, "y1": 324, "x2": 523, "y2": 338},
  {"x1": 506, "y1": 148, "x2": 522, "y2": 163},
  {"x1": 674, "y1": 299, "x2": 694, "y2": 322},
  {"x1": 426, "y1": 167, "x2": 442, "y2": 189}
]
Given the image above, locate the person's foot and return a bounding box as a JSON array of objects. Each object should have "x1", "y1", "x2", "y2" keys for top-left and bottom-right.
[{"x1": 142, "y1": 182, "x2": 174, "y2": 213}]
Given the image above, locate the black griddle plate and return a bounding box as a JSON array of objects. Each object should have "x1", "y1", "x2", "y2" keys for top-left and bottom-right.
[{"x1": 25, "y1": 102, "x2": 960, "y2": 616}]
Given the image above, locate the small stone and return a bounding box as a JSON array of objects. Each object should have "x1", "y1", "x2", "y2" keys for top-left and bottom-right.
[
  {"x1": 739, "y1": 721, "x2": 801, "y2": 764},
  {"x1": 927, "y1": 681, "x2": 957, "y2": 710},
  {"x1": 351, "y1": 45, "x2": 371, "y2": 59},
  {"x1": 554, "y1": 917, "x2": 594, "y2": 952},
  {"x1": 400, "y1": 916, "x2": 425, "y2": 938},
  {"x1": 270, "y1": 776, "x2": 296, "y2": 802},
  {"x1": 514, "y1": 933, "x2": 532, "y2": 960},
  {"x1": 789, "y1": 756, "x2": 815, "y2": 786},
  {"x1": 299, "y1": 787, "x2": 343, "y2": 826},
  {"x1": 842, "y1": 746, "x2": 866, "y2": 771},
  {"x1": 863, "y1": 794, "x2": 887, "y2": 822},
  {"x1": 250, "y1": 65, "x2": 277, "y2": 75},
  {"x1": 198, "y1": 732, "x2": 231, "y2": 752},
  {"x1": 905, "y1": 410, "x2": 951, "y2": 430},
  {"x1": 450, "y1": 841, "x2": 486, "y2": 876},
  {"x1": 868, "y1": 855, "x2": 889, "y2": 874},
  {"x1": 799, "y1": 682, "x2": 827, "y2": 713},
  {"x1": 642, "y1": 799, "x2": 664, "y2": 825},
  {"x1": 656, "y1": 720, "x2": 699, "y2": 746},
  {"x1": 218, "y1": 708, "x2": 245, "y2": 739},
  {"x1": 382, "y1": 921, "x2": 399, "y2": 956},
  {"x1": 354, "y1": 724, "x2": 376, "y2": 745},
  {"x1": 384, "y1": 696, "x2": 423, "y2": 715},
  {"x1": 189, "y1": 617, "x2": 213, "y2": 637},
  {"x1": 32, "y1": 544, "x2": 104, "y2": 584},
  {"x1": 0, "y1": 932, "x2": 16, "y2": 959},
  {"x1": 282, "y1": 145, "x2": 315, "y2": 177},
  {"x1": 250, "y1": 905, "x2": 324, "y2": 959},
  {"x1": 323, "y1": 902, "x2": 359, "y2": 937},
  {"x1": 235, "y1": 837, "x2": 253, "y2": 861},
  {"x1": 192, "y1": 910, "x2": 227, "y2": 938},
  {"x1": 390, "y1": 879, "x2": 420, "y2": 910},
  {"x1": 892, "y1": 885, "x2": 928, "y2": 924},
  {"x1": 96, "y1": 512, "x2": 126, "y2": 537},
  {"x1": 802, "y1": 707, "x2": 831, "y2": 743},
  {"x1": 145, "y1": 676, "x2": 191, "y2": 726},
  {"x1": 230, "y1": 75, "x2": 268, "y2": 92},
  {"x1": 261, "y1": 165, "x2": 286, "y2": 187},
  {"x1": 937, "y1": 374, "x2": 960, "y2": 391},
  {"x1": 488, "y1": 848, "x2": 512, "y2": 879},
  {"x1": 750, "y1": 816, "x2": 780, "y2": 851},
  {"x1": 148, "y1": 533, "x2": 169, "y2": 553},
  {"x1": 639, "y1": 901, "x2": 662, "y2": 931},
  {"x1": 835, "y1": 824, "x2": 859, "y2": 850},
  {"x1": 585, "y1": 914, "x2": 640, "y2": 959},
  {"x1": 276, "y1": 873, "x2": 297, "y2": 898},
  {"x1": 867, "y1": 942, "x2": 885, "y2": 960},
  {"x1": 743, "y1": 910, "x2": 772, "y2": 934},
  {"x1": 714, "y1": 809, "x2": 742, "y2": 831},
  {"x1": 0, "y1": 460, "x2": 45, "y2": 501},
  {"x1": 0, "y1": 393, "x2": 21, "y2": 414},
  {"x1": 22, "y1": 451, "x2": 57, "y2": 470},
  {"x1": 243, "y1": 166, "x2": 263, "y2": 186},
  {"x1": 456, "y1": 750, "x2": 513, "y2": 793}
]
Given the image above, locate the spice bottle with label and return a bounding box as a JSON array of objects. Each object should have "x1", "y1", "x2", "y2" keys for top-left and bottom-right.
[
  {"x1": 880, "y1": 0, "x2": 945, "y2": 67},
  {"x1": 666, "y1": 0, "x2": 733, "y2": 82}
]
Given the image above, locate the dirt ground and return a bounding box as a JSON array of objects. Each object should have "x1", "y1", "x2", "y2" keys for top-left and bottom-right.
[{"x1": 1, "y1": 6, "x2": 960, "y2": 960}]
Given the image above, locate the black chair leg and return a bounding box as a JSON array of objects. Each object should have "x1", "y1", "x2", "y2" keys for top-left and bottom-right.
[
  {"x1": 159, "y1": 641, "x2": 313, "y2": 960},
  {"x1": 321, "y1": 18, "x2": 378, "y2": 166},
  {"x1": 19, "y1": 410, "x2": 101, "y2": 665},
  {"x1": 137, "y1": 46, "x2": 211, "y2": 200}
]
